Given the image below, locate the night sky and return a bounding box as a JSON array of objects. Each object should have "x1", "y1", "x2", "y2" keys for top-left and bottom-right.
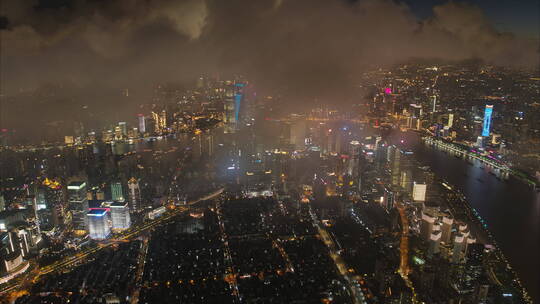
[
  {"x1": 403, "y1": 0, "x2": 539, "y2": 38},
  {"x1": 0, "y1": 0, "x2": 538, "y2": 97}
]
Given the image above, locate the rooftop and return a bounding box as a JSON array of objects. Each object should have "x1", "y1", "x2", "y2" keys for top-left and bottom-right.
[{"x1": 87, "y1": 208, "x2": 108, "y2": 217}]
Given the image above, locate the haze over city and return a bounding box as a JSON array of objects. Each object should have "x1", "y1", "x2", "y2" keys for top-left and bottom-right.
[{"x1": 0, "y1": 1, "x2": 539, "y2": 304}]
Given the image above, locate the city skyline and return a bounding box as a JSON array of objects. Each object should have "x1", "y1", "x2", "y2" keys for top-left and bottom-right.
[{"x1": 0, "y1": 1, "x2": 539, "y2": 304}]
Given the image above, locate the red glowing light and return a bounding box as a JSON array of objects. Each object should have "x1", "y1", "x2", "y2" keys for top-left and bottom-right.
[{"x1": 385, "y1": 88, "x2": 392, "y2": 95}]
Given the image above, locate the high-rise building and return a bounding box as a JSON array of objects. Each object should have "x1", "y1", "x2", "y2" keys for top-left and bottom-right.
[
  {"x1": 412, "y1": 183, "x2": 427, "y2": 202},
  {"x1": 39, "y1": 178, "x2": 64, "y2": 231},
  {"x1": 475, "y1": 135, "x2": 484, "y2": 148},
  {"x1": 206, "y1": 134, "x2": 214, "y2": 157},
  {"x1": 110, "y1": 201, "x2": 131, "y2": 230},
  {"x1": 450, "y1": 250, "x2": 482, "y2": 294},
  {"x1": 447, "y1": 113, "x2": 454, "y2": 128},
  {"x1": 159, "y1": 110, "x2": 167, "y2": 131},
  {"x1": 151, "y1": 110, "x2": 167, "y2": 134},
  {"x1": 382, "y1": 186, "x2": 395, "y2": 212},
  {"x1": 420, "y1": 213, "x2": 436, "y2": 241},
  {"x1": 428, "y1": 230, "x2": 442, "y2": 256},
  {"x1": 387, "y1": 145, "x2": 400, "y2": 186},
  {"x1": 409, "y1": 103, "x2": 422, "y2": 118},
  {"x1": 128, "y1": 177, "x2": 141, "y2": 212},
  {"x1": 13, "y1": 228, "x2": 37, "y2": 258},
  {"x1": 388, "y1": 145, "x2": 414, "y2": 189},
  {"x1": 96, "y1": 190, "x2": 105, "y2": 200},
  {"x1": 151, "y1": 111, "x2": 160, "y2": 134},
  {"x1": 68, "y1": 181, "x2": 88, "y2": 233},
  {"x1": 110, "y1": 182, "x2": 124, "y2": 202},
  {"x1": 482, "y1": 105, "x2": 493, "y2": 137},
  {"x1": 400, "y1": 170, "x2": 413, "y2": 193},
  {"x1": 452, "y1": 234, "x2": 467, "y2": 263},
  {"x1": 87, "y1": 209, "x2": 110, "y2": 240},
  {"x1": 138, "y1": 114, "x2": 146, "y2": 134},
  {"x1": 0, "y1": 231, "x2": 30, "y2": 281},
  {"x1": 118, "y1": 122, "x2": 127, "y2": 136},
  {"x1": 348, "y1": 140, "x2": 361, "y2": 177},
  {"x1": 223, "y1": 82, "x2": 245, "y2": 133},
  {"x1": 196, "y1": 76, "x2": 204, "y2": 89},
  {"x1": 127, "y1": 127, "x2": 138, "y2": 139},
  {"x1": 114, "y1": 126, "x2": 123, "y2": 140},
  {"x1": 102, "y1": 130, "x2": 113, "y2": 142},
  {"x1": 441, "y1": 215, "x2": 453, "y2": 244},
  {"x1": 290, "y1": 120, "x2": 307, "y2": 150}
]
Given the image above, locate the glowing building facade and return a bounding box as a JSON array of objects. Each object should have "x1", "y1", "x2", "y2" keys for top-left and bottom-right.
[
  {"x1": 128, "y1": 177, "x2": 141, "y2": 212},
  {"x1": 87, "y1": 209, "x2": 110, "y2": 240},
  {"x1": 412, "y1": 183, "x2": 427, "y2": 202},
  {"x1": 482, "y1": 105, "x2": 493, "y2": 137},
  {"x1": 138, "y1": 114, "x2": 146, "y2": 134},
  {"x1": 110, "y1": 182, "x2": 124, "y2": 202},
  {"x1": 223, "y1": 82, "x2": 245, "y2": 133},
  {"x1": 110, "y1": 201, "x2": 131, "y2": 230},
  {"x1": 68, "y1": 181, "x2": 88, "y2": 232}
]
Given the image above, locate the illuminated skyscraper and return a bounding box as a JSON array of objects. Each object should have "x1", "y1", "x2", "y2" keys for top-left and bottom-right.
[
  {"x1": 447, "y1": 113, "x2": 454, "y2": 128},
  {"x1": 347, "y1": 140, "x2": 361, "y2": 177},
  {"x1": 110, "y1": 182, "x2": 124, "y2": 202},
  {"x1": 138, "y1": 114, "x2": 146, "y2": 134},
  {"x1": 223, "y1": 85, "x2": 236, "y2": 133},
  {"x1": 87, "y1": 209, "x2": 110, "y2": 240},
  {"x1": 39, "y1": 178, "x2": 65, "y2": 230},
  {"x1": 114, "y1": 126, "x2": 123, "y2": 140},
  {"x1": 481, "y1": 105, "x2": 493, "y2": 137},
  {"x1": 382, "y1": 186, "x2": 395, "y2": 211},
  {"x1": 452, "y1": 234, "x2": 467, "y2": 263},
  {"x1": 441, "y1": 215, "x2": 453, "y2": 244},
  {"x1": 159, "y1": 110, "x2": 167, "y2": 130},
  {"x1": 118, "y1": 122, "x2": 127, "y2": 136},
  {"x1": 68, "y1": 181, "x2": 88, "y2": 233},
  {"x1": 110, "y1": 201, "x2": 131, "y2": 230},
  {"x1": 128, "y1": 177, "x2": 141, "y2": 212},
  {"x1": 431, "y1": 90, "x2": 439, "y2": 113},
  {"x1": 409, "y1": 103, "x2": 423, "y2": 130},
  {"x1": 151, "y1": 110, "x2": 167, "y2": 134},
  {"x1": 412, "y1": 182, "x2": 427, "y2": 202},
  {"x1": 388, "y1": 145, "x2": 413, "y2": 190},
  {"x1": 151, "y1": 111, "x2": 160, "y2": 134},
  {"x1": 223, "y1": 82, "x2": 245, "y2": 133},
  {"x1": 400, "y1": 170, "x2": 413, "y2": 193},
  {"x1": 0, "y1": 232, "x2": 28, "y2": 279},
  {"x1": 102, "y1": 129, "x2": 113, "y2": 142},
  {"x1": 387, "y1": 145, "x2": 399, "y2": 186},
  {"x1": 421, "y1": 213, "x2": 436, "y2": 241}
]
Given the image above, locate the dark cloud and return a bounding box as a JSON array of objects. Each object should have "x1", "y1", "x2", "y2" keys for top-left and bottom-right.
[{"x1": 1, "y1": 0, "x2": 538, "y2": 98}]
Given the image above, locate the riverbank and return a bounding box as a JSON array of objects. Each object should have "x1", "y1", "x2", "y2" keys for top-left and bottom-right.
[
  {"x1": 422, "y1": 134, "x2": 540, "y2": 190},
  {"x1": 400, "y1": 131, "x2": 539, "y2": 302}
]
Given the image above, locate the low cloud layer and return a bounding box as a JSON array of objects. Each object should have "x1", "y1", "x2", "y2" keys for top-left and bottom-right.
[{"x1": 1, "y1": 0, "x2": 538, "y2": 98}]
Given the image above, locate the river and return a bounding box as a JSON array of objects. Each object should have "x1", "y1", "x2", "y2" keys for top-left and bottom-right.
[{"x1": 398, "y1": 131, "x2": 539, "y2": 302}]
